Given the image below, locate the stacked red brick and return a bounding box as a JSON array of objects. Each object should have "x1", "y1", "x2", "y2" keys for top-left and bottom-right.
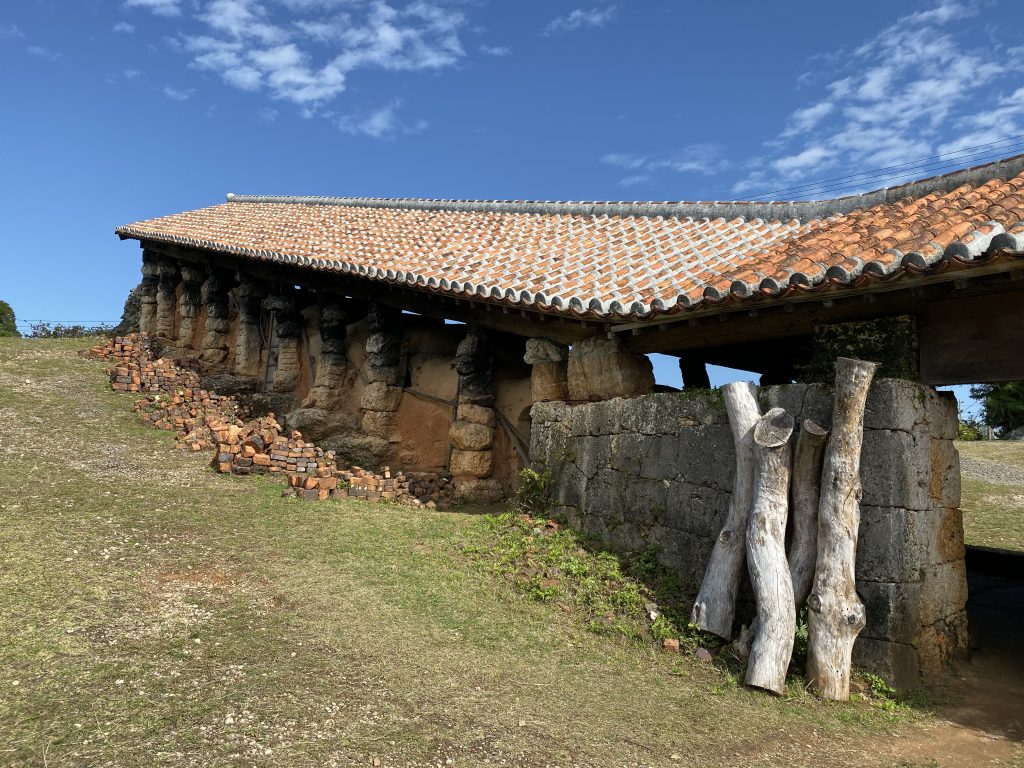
[
  {"x1": 132, "y1": 390, "x2": 250, "y2": 451},
  {"x1": 88, "y1": 333, "x2": 454, "y2": 509},
  {"x1": 90, "y1": 334, "x2": 202, "y2": 393}
]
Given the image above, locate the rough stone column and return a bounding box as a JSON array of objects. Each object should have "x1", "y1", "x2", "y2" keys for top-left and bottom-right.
[
  {"x1": 360, "y1": 303, "x2": 403, "y2": 447},
  {"x1": 138, "y1": 250, "x2": 159, "y2": 335},
  {"x1": 309, "y1": 301, "x2": 348, "y2": 408},
  {"x1": 199, "y1": 269, "x2": 232, "y2": 369},
  {"x1": 265, "y1": 290, "x2": 303, "y2": 393},
  {"x1": 176, "y1": 264, "x2": 204, "y2": 351},
  {"x1": 524, "y1": 337, "x2": 569, "y2": 402},
  {"x1": 232, "y1": 275, "x2": 265, "y2": 380},
  {"x1": 450, "y1": 327, "x2": 502, "y2": 502},
  {"x1": 155, "y1": 259, "x2": 180, "y2": 339},
  {"x1": 567, "y1": 336, "x2": 655, "y2": 401},
  {"x1": 679, "y1": 357, "x2": 711, "y2": 390}
]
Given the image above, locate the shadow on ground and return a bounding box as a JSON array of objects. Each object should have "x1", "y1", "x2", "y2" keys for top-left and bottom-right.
[{"x1": 938, "y1": 547, "x2": 1024, "y2": 742}]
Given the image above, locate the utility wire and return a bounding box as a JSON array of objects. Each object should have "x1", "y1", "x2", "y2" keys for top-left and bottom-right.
[
  {"x1": 752, "y1": 133, "x2": 1024, "y2": 198},
  {"x1": 746, "y1": 134, "x2": 1024, "y2": 201}
]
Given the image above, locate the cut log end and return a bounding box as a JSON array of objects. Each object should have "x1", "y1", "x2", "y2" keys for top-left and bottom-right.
[
  {"x1": 754, "y1": 407, "x2": 795, "y2": 448},
  {"x1": 801, "y1": 419, "x2": 828, "y2": 438}
]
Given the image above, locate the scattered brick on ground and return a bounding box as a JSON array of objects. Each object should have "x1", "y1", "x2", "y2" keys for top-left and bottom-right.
[{"x1": 87, "y1": 333, "x2": 454, "y2": 509}]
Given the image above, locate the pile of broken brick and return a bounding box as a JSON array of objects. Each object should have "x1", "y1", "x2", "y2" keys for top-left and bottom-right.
[{"x1": 87, "y1": 333, "x2": 455, "y2": 509}]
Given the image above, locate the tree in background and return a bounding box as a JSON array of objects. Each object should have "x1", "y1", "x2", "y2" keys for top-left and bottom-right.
[
  {"x1": 0, "y1": 300, "x2": 19, "y2": 337},
  {"x1": 970, "y1": 382, "x2": 1024, "y2": 436},
  {"x1": 111, "y1": 288, "x2": 141, "y2": 336}
]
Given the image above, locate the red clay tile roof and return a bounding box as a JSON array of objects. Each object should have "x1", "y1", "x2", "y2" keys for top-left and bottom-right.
[{"x1": 116, "y1": 156, "x2": 1024, "y2": 322}]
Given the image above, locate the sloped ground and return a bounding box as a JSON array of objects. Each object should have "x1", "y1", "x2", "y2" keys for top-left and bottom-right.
[
  {"x1": 0, "y1": 338, "x2": 1020, "y2": 768},
  {"x1": 958, "y1": 440, "x2": 1024, "y2": 553}
]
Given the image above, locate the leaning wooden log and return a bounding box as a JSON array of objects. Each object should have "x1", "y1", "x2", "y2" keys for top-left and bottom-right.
[
  {"x1": 733, "y1": 418, "x2": 829, "y2": 662},
  {"x1": 745, "y1": 407, "x2": 796, "y2": 694},
  {"x1": 788, "y1": 420, "x2": 829, "y2": 612},
  {"x1": 691, "y1": 381, "x2": 761, "y2": 639},
  {"x1": 807, "y1": 357, "x2": 879, "y2": 700}
]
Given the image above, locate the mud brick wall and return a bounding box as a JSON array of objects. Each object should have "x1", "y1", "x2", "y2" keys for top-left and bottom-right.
[{"x1": 529, "y1": 380, "x2": 967, "y2": 689}]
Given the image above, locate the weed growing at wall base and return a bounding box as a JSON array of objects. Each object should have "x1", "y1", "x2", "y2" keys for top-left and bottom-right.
[{"x1": 463, "y1": 512, "x2": 720, "y2": 652}]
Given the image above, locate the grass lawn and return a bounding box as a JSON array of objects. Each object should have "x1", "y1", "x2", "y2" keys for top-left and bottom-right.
[
  {"x1": 0, "y1": 338, "x2": 1012, "y2": 768},
  {"x1": 956, "y1": 441, "x2": 1024, "y2": 553}
]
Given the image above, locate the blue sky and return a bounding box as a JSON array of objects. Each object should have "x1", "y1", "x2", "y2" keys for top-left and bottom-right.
[{"x1": 2, "y1": 0, "x2": 1022, "y2": 405}]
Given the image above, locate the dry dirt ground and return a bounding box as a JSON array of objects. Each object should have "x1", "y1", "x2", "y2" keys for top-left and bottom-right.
[{"x1": 0, "y1": 338, "x2": 1021, "y2": 768}]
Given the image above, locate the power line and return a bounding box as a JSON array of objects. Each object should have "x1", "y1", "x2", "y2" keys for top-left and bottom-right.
[
  {"x1": 751, "y1": 133, "x2": 1024, "y2": 198},
  {"x1": 745, "y1": 134, "x2": 1024, "y2": 202},
  {"x1": 746, "y1": 135, "x2": 1024, "y2": 199}
]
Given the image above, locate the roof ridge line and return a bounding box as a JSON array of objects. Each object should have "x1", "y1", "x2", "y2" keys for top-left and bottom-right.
[{"x1": 225, "y1": 153, "x2": 1024, "y2": 221}]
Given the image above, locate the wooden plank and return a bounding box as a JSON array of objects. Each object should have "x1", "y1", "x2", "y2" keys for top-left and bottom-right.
[{"x1": 919, "y1": 291, "x2": 1024, "y2": 385}]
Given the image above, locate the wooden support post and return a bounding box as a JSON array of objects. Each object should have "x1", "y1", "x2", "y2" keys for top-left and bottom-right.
[
  {"x1": 679, "y1": 357, "x2": 711, "y2": 390},
  {"x1": 691, "y1": 381, "x2": 761, "y2": 639},
  {"x1": 788, "y1": 420, "x2": 829, "y2": 612},
  {"x1": 807, "y1": 357, "x2": 878, "y2": 700},
  {"x1": 745, "y1": 407, "x2": 796, "y2": 694}
]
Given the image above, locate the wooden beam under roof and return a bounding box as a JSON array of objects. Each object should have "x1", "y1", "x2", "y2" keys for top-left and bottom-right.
[{"x1": 142, "y1": 241, "x2": 597, "y2": 346}]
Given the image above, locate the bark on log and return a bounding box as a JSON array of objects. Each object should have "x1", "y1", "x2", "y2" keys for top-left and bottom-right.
[
  {"x1": 807, "y1": 357, "x2": 879, "y2": 700},
  {"x1": 788, "y1": 420, "x2": 829, "y2": 612},
  {"x1": 745, "y1": 407, "x2": 796, "y2": 694},
  {"x1": 691, "y1": 381, "x2": 761, "y2": 638},
  {"x1": 733, "y1": 419, "x2": 829, "y2": 662}
]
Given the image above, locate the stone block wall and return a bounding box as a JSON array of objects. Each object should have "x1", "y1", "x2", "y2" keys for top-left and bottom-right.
[{"x1": 529, "y1": 379, "x2": 967, "y2": 688}]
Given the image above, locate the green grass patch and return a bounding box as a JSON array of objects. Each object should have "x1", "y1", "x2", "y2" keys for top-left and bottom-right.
[
  {"x1": 0, "y1": 338, "x2": 981, "y2": 767},
  {"x1": 960, "y1": 478, "x2": 1024, "y2": 552}
]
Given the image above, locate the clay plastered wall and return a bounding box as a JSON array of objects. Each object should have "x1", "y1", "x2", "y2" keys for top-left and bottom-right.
[{"x1": 529, "y1": 380, "x2": 967, "y2": 688}]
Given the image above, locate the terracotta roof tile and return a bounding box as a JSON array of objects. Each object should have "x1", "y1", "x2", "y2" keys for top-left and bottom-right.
[{"x1": 116, "y1": 155, "x2": 1024, "y2": 321}]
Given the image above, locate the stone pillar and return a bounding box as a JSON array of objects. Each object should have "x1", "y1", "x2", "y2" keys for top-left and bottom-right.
[
  {"x1": 679, "y1": 357, "x2": 711, "y2": 390},
  {"x1": 309, "y1": 301, "x2": 348, "y2": 408},
  {"x1": 155, "y1": 259, "x2": 179, "y2": 339},
  {"x1": 567, "y1": 336, "x2": 655, "y2": 401},
  {"x1": 851, "y1": 381, "x2": 968, "y2": 687},
  {"x1": 232, "y1": 275, "x2": 265, "y2": 380},
  {"x1": 138, "y1": 251, "x2": 159, "y2": 335},
  {"x1": 359, "y1": 303, "x2": 403, "y2": 447},
  {"x1": 524, "y1": 337, "x2": 569, "y2": 402},
  {"x1": 450, "y1": 328, "x2": 503, "y2": 502},
  {"x1": 265, "y1": 290, "x2": 303, "y2": 393},
  {"x1": 176, "y1": 264, "x2": 204, "y2": 351},
  {"x1": 199, "y1": 269, "x2": 231, "y2": 369}
]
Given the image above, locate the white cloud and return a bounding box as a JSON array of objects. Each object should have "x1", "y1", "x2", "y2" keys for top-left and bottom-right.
[
  {"x1": 125, "y1": 0, "x2": 181, "y2": 17},
  {"x1": 618, "y1": 174, "x2": 651, "y2": 187},
  {"x1": 124, "y1": 68, "x2": 142, "y2": 79},
  {"x1": 480, "y1": 44, "x2": 509, "y2": 57},
  {"x1": 113, "y1": 22, "x2": 136, "y2": 33},
  {"x1": 163, "y1": 85, "x2": 194, "y2": 100},
  {"x1": 782, "y1": 101, "x2": 834, "y2": 136},
  {"x1": 26, "y1": 45, "x2": 61, "y2": 61},
  {"x1": 544, "y1": 6, "x2": 616, "y2": 36},
  {"x1": 772, "y1": 146, "x2": 834, "y2": 177},
  {"x1": 602, "y1": 153, "x2": 648, "y2": 170},
  {"x1": 338, "y1": 100, "x2": 426, "y2": 138},
  {"x1": 730, "y1": 0, "x2": 1024, "y2": 196},
  {"x1": 200, "y1": 0, "x2": 287, "y2": 45},
  {"x1": 259, "y1": 106, "x2": 279, "y2": 122},
  {"x1": 0, "y1": 23, "x2": 25, "y2": 39},
  {"x1": 602, "y1": 145, "x2": 729, "y2": 186},
  {"x1": 168, "y1": 0, "x2": 468, "y2": 114}
]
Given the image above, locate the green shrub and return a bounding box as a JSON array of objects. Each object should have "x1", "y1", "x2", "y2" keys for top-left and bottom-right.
[
  {"x1": 515, "y1": 466, "x2": 552, "y2": 515},
  {"x1": 0, "y1": 300, "x2": 18, "y2": 337},
  {"x1": 29, "y1": 322, "x2": 114, "y2": 339},
  {"x1": 957, "y1": 420, "x2": 983, "y2": 441},
  {"x1": 971, "y1": 382, "x2": 1024, "y2": 436}
]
